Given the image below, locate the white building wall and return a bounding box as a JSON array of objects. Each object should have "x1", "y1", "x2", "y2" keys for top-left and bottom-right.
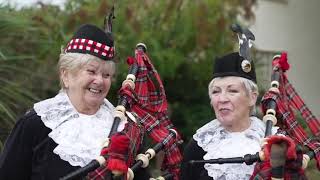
[{"x1": 251, "y1": 0, "x2": 320, "y2": 117}]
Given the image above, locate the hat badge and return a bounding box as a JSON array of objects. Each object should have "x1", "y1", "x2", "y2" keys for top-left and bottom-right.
[{"x1": 241, "y1": 59, "x2": 251, "y2": 73}]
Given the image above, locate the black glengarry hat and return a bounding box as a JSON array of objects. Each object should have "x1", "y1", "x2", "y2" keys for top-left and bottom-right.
[
  {"x1": 213, "y1": 52, "x2": 257, "y2": 83},
  {"x1": 64, "y1": 24, "x2": 115, "y2": 60}
]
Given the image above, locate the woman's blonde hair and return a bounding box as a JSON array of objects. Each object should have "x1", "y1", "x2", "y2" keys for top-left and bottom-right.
[
  {"x1": 57, "y1": 52, "x2": 115, "y2": 90},
  {"x1": 208, "y1": 76, "x2": 259, "y2": 115}
]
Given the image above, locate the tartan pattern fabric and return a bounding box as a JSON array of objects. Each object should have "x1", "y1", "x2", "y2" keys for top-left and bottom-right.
[
  {"x1": 254, "y1": 53, "x2": 320, "y2": 179},
  {"x1": 121, "y1": 49, "x2": 183, "y2": 179},
  {"x1": 87, "y1": 49, "x2": 182, "y2": 180},
  {"x1": 87, "y1": 164, "x2": 110, "y2": 180},
  {"x1": 87, "y1": 121, "x2": 144, "y2": 180},
  {"x1": 261, "y1": 73, "x2": 320, "y2": 169},
  {"x1": 130, "y1": 105, "x2": 182, "y2": 178},
  {"x1": 65, "y1": 38, "x2": 115, "y2": 59},
  {"x1": 250, "y1": 146, "x2": 307, "y2": 180}
]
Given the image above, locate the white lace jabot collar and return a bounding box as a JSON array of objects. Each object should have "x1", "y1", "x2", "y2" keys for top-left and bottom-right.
[
  {"x1": 34, "y1": 91, "x2": 125, "y2": 167},
  {"x1": 193, "y1": 117, "x2": 278, "y2": 180}
]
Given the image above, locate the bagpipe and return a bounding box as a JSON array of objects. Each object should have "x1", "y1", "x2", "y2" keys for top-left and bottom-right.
[
  {"x1": 189, "y1": 24, "x2": 320, "y2": 179},
  {"x1": 60, "y1": 7, "x2": 182, "y2": 180}
]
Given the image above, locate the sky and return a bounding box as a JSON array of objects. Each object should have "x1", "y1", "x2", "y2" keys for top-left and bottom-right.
[{"x1": 0, "y1": 0, "x2": 66, "y2": 9}]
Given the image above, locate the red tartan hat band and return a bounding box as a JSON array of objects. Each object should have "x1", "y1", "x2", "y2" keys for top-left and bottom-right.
[{"x1": 64, "y1": 24, "x2": 115, "y2": 61}]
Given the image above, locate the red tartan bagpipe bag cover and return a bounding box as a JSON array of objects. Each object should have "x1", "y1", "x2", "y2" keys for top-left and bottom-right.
[
  {"x1": 88, "y1": 47, "x2": 182, "y2": 180},
  {"x1": 250, "y1": 52, "x2": 320, "y2": 180}
]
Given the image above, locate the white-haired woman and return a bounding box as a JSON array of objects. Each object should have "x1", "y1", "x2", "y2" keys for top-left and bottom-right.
[
  {"x1": 0, "y1": 24, "x2": 150, "y2": 180},
  {"x1": 181, "y1": 52, "x2": 276, "y2": 180}
]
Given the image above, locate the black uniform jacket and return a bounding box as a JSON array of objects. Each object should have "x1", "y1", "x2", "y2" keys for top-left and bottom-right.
[
  {"x1": 180, "y1": 138, "x2": 213, "y2": 180},
  {"x1": 0, "y1": 109, "x2": 150, "y2": 180}
]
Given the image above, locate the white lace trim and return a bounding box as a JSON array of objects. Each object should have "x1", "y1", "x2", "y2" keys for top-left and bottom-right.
[
  {"x1": 193, "y1": 117, "x2": 278, "y2": 180},
  {"x1": 34, "y1": 91, "x2": 125, "y2": 167}
]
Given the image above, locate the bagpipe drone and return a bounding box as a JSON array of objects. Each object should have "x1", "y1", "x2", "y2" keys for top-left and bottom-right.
[
  {"x1": 60, "y1": 7, "x2": 182, "y2": 180},
  {"x1": 189, "y1": 24, "x2": 320, "y2": 179}
]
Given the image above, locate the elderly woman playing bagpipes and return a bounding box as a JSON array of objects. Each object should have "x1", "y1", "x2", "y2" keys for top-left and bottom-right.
[
  {"x1": 31, "y1": 8, "x2": 182, "y2": 180},
  {"x1": 0, "y1": 9, "x2": 181, "y2": 180},
  {"x1": 180, "y1": 24, "x2": 320, "y2": 180},
  {"x1": 0, "y1": 23, "x2": 127, "y2": 180}
]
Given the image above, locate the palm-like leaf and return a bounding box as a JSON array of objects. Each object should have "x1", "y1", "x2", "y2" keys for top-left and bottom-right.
[{"x1": 0, "y1": 5, "x2": 64, "y2": 145}]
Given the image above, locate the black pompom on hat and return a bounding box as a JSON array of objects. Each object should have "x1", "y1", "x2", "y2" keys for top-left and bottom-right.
[
  {"x1": 64, "y1": 24, "x2": 115, "y2": 60},
  {"x1": 213, "y1": 52, "x2": 256, "y2": 83}
]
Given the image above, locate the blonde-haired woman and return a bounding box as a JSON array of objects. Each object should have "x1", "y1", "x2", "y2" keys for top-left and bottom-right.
[
  {"x1": 181, "y1": 52, "x2": 276, "y2": 180},
  {"x1": 0, "y1": 24, "x2": 130, "y2": 180}
]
